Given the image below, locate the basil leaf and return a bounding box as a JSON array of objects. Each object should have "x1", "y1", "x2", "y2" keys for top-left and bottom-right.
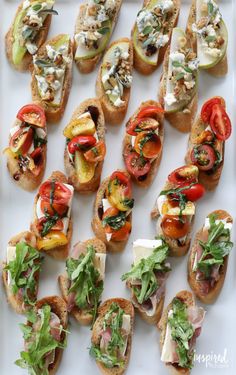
[
  {"x1": 102, "y1": 212, "x2": 126, "y2": 231},
  {"x1": 122, "y1": 198, "x2": 134, "y2": 209}
]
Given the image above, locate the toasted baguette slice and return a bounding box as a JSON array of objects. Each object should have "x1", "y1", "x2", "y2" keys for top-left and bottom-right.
[
  {"x1": 31, "y1": 34, "x2": 73, "y2": 123},
  {"x1": 74, "y1": 0, "x2": 123, "y2": 73},
  {"x1": 123, "y1": 100, "x2": 164, "y2": 187},
  {"x1": 91, "y1": 170, "x2": 132, "y2": 253},
  {"x1": 64, "y1": 98, "x2": 106, "y2": 193},
  {"x1": 5, "y1": 0, "x2": 52, "y2": 72},
  {"x1": 131, "y1": 0, "x2": 180, "y2": 75},
  {"x1": 188, "y1": 210, "x2": 232, "y2": 304},
  {"x1": 96, "y1": 38, "x2": 133, "y2": 125},
  {"x1": 58, "y1": 238, "x2": 106, "y2": 325},
  {"x1": 91, "y1": 298, "x2": 134, "y2": 375},
  {"x1": 2, "y1": 231, "x2": 39, "y2": 314},
  {"x1": 30, "y1": 171, "x2": 73, "y2": 260}
]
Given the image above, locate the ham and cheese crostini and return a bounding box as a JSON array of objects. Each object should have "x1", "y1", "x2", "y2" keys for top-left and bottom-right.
[
  {"x1": 188, "y1": 210, "x2": 233, "y2": 304},
  {"x1": 58, "y1": 238, "x2": 106, "y2": 325},
  {"x1": 185, "y1": 97, "x2": 231, "y2": 190},
  {"x1": 122, "y1": 238, "x2": 171, "y2": 324},
  {"x1": 151, "y1": 165, "x2": 205, "y2": 257},
  {"x1": 2, "y1": 231, "x2": 43, "y2": 314},
  {"x1": 90, "y1": 298, "x2": 134, "y2": 375},
  {"x1": 63, "y1": 98, "x2": 106, "y2": 193},
  {"x1": 92, "y1": 170, "x2": 134, "y2": 252},
  {"x1": 15, "y1": 296, "x2": 68, "y2": 375},
  {"x1": 158, "y1": 290, "x2": 205, "y2": 374},
  {"x1": 4, "y1": 104, "x2": 47, "y2": 191},
  {"x1": 30, "y1": 171, "x2": 74, "y2": 260},
  {"x1": 123, "y1": 100, "x2": 164, "y2": 187}
]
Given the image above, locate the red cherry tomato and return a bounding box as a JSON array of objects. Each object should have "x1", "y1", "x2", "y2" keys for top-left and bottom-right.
[
  {"x1": 39, "y1": 181, "x2": 72, "y2": 206},
  {"x1": 40, "y1": 199, "x2": 68, "y2": 217},
  {"x1": 137, "y1": 105, "x2": 164, "y2": 119},
  {"x1": 67, "y1": 135, "x2": 97, "y2": 154},
  {"x1": 181, "y1": 183, "x2": 205, "y2": 202},
  {"x1": 210, "y1": 104, "x2": 232, "y2": 141},
  {"x1": 17, "y1": 104, "x2": 46, "y2": 128},
  {"x1": 200, "y1": 97, "x2": 224, "y2": 123},
  {"x1": 168, "y1": 166, "x2": 198, "y2": 185},
  {"x1": 84, "y1": 141, "x2": 106, "y2": 162},
  {"x1": 191, "y1": 145, "x2": 216, "y2": 171},
  {"x1": 30, "y1": 147, "x2": 43, "y2": 165},
  {"x1": 125, "y1": 152, "x2": 151, "y2": 178},
  {"x1": 134, "y1": 131, "x2": 162, "y2": 159},
  {"x1": 10, "y1": 127, "x2": 33, "y2": 155},
  {"x1": 37, "y1": 217, "x2": 64, "y2": 233},
  {"x1": 161, "y1": 215, "x2": 190, "y2": 240}
]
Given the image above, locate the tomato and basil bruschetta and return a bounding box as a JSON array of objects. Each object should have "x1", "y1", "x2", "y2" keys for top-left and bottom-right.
[
  {"x1": 4, "y1": 104, "x2": 47, "y2": 191},
  {"x1": 186, "y1": 0, "x2": 228, "y2": 77},
  {"x1": 5, "y1": 0, "x2": 57, "y2": 71},
  {"x1": 31, "y1": 34, "x2": 73, "y2": 123},
  {"x1": 63, "y1": 98, "x2": 106, "y2": 193},
  {"x1": 185, "y1": 97, "x2": 231, "y2": 190},
  {"x1": 159, "y1": 27, "x2": 198, "y2": 132},
  {"x1": 90, "y1": 298, "x2": 134, "y2": 374},
  {"x1": 96, "y1": 38, "x2": 133, "y2": 125},
  {"x1": 132, "y1": 0, "x2": 180, "y2": 75},
  {"x1": 188, "y1": 210, "x2": 233, "y2": 304},
  {"x1": 58, "y1": 238, "x2": 106, "y2": 325},
  {"x1": 158, "y1": 290, "x2": 205, "y2": 374},
  {"x1": 151, "y1": 165, "x2": 205, "y2": 257},
  {"x1": 74, "y1": 0, "x2": 123, "y2": 73},
  {"x1": 123, "y1": 101, "x2": 164, "y2": 187},
  {"x1": 92, "y1": 170, "x2": 134, "y2": 252},
  {"x1": 30, "y1": 171, "x2": 74, "y2": 260},
  {"x1": 2, "y1": 231, "x2": 43, "y2": 314},
  {"x1": 15, "y1": 296, "x2": 68, "y2": 375},
  {"x1": 122, "y1": 238, "x2": 170, "y2": 325}
]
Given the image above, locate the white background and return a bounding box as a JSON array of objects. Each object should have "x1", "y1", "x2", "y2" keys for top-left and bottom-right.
[{"x1": 0, "y1": 0, "x2": 236, "y2": 374}]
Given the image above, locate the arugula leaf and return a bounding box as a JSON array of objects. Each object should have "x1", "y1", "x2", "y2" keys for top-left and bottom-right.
[
  {"x1": 89, "y1": 346, "x2": 124, "y2": 368},
  {"x1": 102, "y1": 212, "x2": 126, "y2": 231}
]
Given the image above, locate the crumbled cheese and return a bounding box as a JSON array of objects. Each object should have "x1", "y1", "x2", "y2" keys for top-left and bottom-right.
[
  {"x1": 164, "y1": 93, "x2": 177, "y2": 107},
  {"x1": 114, "y1": 97, "x2": 125, "y2": 107},
  {"x1": 170, "y1": 52, "x2": 185, "y2": 63},
  {"x1": 35, "y1": 75, "x2": 48, "y2": 95},
  {"x1": 25, "y1": 42, "x2": 38, "y2": 55},
  {"x1": 188, "y1": 59, "x2": 199, "y2": 71},
  {"x1": 157, "y1": 0, "x2": 174, "y2": 13},
  {"x1": 156, "y1": 34, "x2": 169, "y2": 48}
]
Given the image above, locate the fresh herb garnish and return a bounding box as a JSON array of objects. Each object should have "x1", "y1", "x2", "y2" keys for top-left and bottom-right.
[
  {"x1": 41, "y1": 212, "x2": 60, "y2": 237},
  {"x1": 33, "y1": 131, "x2": 47, "y2": 149},
  {"x1": 34, "y1": 59, "x2": 53, "y2": 68},
  {"x1": 160, "y1": 183, "x2": 195, "y2": 219},
  {"x1": 172, "y1": 60, "x2": 193, "y2": 74},
  {"x1": 142, "y1": 25, "x2": 153, "y2": 35},
  {"x1": 139, "y1": 131, "x2": 156, "y2": 157},
  {"x1": 102, "y1": 212, "x2": 126, "y2": 231},
  {"x1": 97, "y1": 26, "x2": 110, "y2": 35},
  {"x1": 122, "y1": 198, "x2": 134, "y2": 209}
]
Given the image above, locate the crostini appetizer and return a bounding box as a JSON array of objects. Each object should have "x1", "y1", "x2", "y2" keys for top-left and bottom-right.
[
  {"x1": 185, "y1": 97, "x2": 231, "y2": 190},
  {"x1": 186, "y1": 0, "x2": 228, "y2": 77},
  {"x1": 123, "y1": 100, "x2": 164, "y2": 187},
  {"x1": 132, "y1": 0, "x2": 180, "y2": 75},
  {"x1": 158, "y1": 290, "x2": 205, "y2": 373},
  {"x1": 90, "y1": 298, "x2": 134, "y2": 374},
  {"x1": 30, "y1": 171, "x2": 74, "y2": 260},
  {"x1": 188, "y1": 210, "x2": 233, "y2": 304},
  {"x1": 15, "y1": 296, "x2": 68, "y2": 375},
  {"x1": 5, "y1": 0, "x2": 57, "y2": 71},
  {"x1": 31, "y1": 34, "x2": 73, "y2": 123},
  {"x1": 151, "y1": 165, "x2": 205, "y2": 256},
  {"x1": 4, "y1": 104, "x2": 47, "y2": 191},
  {"x1": 96, "y1": 38, "x2": 133, "y2": 125},
  {"x1": 3, "y1": 231, "x2": 43, "y2": 314},
  {"x1": 63, "y1": 98, "x2": 106, "y2": 193},
  {"x1": 122, "y1": 238, "x2": 170, "y2": 324},
  {"x1": 159, "y1": 27, "x2": 199, "y2": 132},
  {"x1": 74, "y1": 0, "x2": 123, "y2": 73},
  {"x1": 58, "y1": 238, "x2": 106, "y2": 325},
  {"x1": 92, "y1": 170, "x2": 134, "y2": 252}
]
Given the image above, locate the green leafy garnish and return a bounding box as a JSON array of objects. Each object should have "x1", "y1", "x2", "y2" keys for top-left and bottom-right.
[
  {"x1": 33, "y1": 130, "x2": 47, "y2": 149},
  {"x1": 41, "y1": 212, "x2": 60, "y2": 237},
  {"x1": 102, "y1": 212, "x2": 126, "y2": 231},
  {"x1": 172, "y1": 60, "x2": 193, "y2": 74},
  {"x1": 122, "y1": 198, "x2": 134, "y2": 209},
  {"x1": 142, "y1": 25, "x2": 153, "y2": 35},
  {"x1": 139, "y1": 131, "x2": 156, "y2": 157},
  {"x1": 97, "y1": 26, "x2": 110, "y2": 35}
]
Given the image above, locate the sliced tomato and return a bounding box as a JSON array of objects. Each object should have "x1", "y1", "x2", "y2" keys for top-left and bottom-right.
[
  {"x1": 40, "y1": 199, "x2": 68, "y2": 216},
  {"x1": 200, "y1": 97, "x2": 224, "y2": 123},
  {"x1": 125, "y1": 151, "x2": 151, "y2": 178},
  {"x1": 102, "y1": 207, "x2": 131, "y2": 242},
  {"x1": 68, "y1": 135, "x2": 97, "y2": 154},
  {"x1": 30, "y1": 147, "x2": 43, "y2": 165},
  {"x1": 37, "y1": 231, "x2": 68, "y2": 251},
  {"x1": 37, "y1": 217, "x2": 64, "y2": 233},
  {"x1": 84, "y1": 141, "x2": 106, "y2": 162},
  {"x1": 161, "y1": 215, "x2": 190, "y2": 240},
  {"x1": 168, "y1": 165, "x2": 198, "y2": 185},
  {"x1": 126, "y1": 117, "x2": 159, "y2": 136},
  {"x1": 39, "y1": 181, "x2": 72, "y2": 206},
  {"x1": 209, "y1": 104, "x2": 232, "y2": 141},
  {"x1": 134, "y1": 131, "x2": 161, "y2": 159},
  {"x1": 191, "y1": 145, "x2": 216, "y2": 171},
  {"x1": 180, "y1": 183, "x2": 205, "y2": 202},
  {"x1": 137, "y1": 105, "x2": 164, "y2": 119},
  {"x1": 107, "y1": 171, "x2": 132, "y2": 211},
  {"x1": 10, "y1": 127, "x2": 33, "y2": 155},
  {"x1": 17, "y1": 104, "x2": 46, "y2": 128}
]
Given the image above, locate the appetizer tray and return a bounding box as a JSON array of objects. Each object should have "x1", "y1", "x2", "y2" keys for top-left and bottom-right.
[{"x1": 0, "y1": 0, "x2": 236, "y2": 374}]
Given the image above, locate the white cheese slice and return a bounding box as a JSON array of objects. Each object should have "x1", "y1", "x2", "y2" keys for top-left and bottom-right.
[
  {"x1": 61, "y1": 217, "x2": 69, "y2": 235},
  {"x1": 102, "y1": 198, "x2": 112, "y2": 213},
  {"x1": 64, "y1": 183, "x2": 74, "y2": 218},
  {"x1": 94, "y1": 253, "x2": 106, "y2": 280},
  {"x1": 122, "y1": 314, "x2": 131, "y2": 333},
  {"x1": 156, "y1": 195, "x2": 195, "y2": 216},
  {"x1": 36, "y1": 197, "x2": 45, "y2": 219},
  {"x1": 9, "y1": 125, "x2": 21, "y2": 137},
  {"x1": 131, "y1": 136, "x2": 136, "y2": 147},
  {"x1": 204, "y1": 218, "x2": 233, "y2": 231},
  {"x1": 133, "y1": 239, "x2": 163, "y2": 265},
  {"x1": 161, "y1": 310, "x2": 175, "y2": 362},
  {"x1": 105, "y1": 233, "x2": 112, "y2": 242}
]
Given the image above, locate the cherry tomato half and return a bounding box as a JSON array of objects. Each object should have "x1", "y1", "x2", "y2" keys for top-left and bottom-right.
[
  {"x1": 210, "y1": 104, "x2": 232, "y2": 141},
  {"x1": 137, "y1": 105, "x2": 164, "y2": 119},
  {"x1": 40, "y1": 199, "x2": 68, "y2": 217},
  {"x1": 161, "y1": 215, "x2": 190, "y2": 240},
  {"x1": 168, "y1": 165, "x2": 198, "y2": 185},
  {"x1": 134, "y1": 131, "x2": 162, "y2": 159},
  {"x1": 180, "y1": 183, "x2": 205, "y2": 202},
  {"x1": 102, "y1": 207, "x2": 131, "y2": 242},
  {"x1": 37, "y1": 217, "x2": 64, "y2": 233},
  {"x1": 126, "y1": 117, "x2": 159, "y2": 136},
  {"x1": 17, "y1": 104, "x2": 46, "y2": 128},
  {"x1": 107, "y1": 171, "x2": 132, "y2": 212},
  {"x1": 84, "y1": 141, "x2": 106, "y2": 162},
  {"x1": 200, "y1": 97, "x2": 224, "y2": 123},
  {"x1": 68, "y1": 135, "x2": 97, "y2": 154},
  {"x1": 191, "y1": 145, "x2": 216, "y2": 171},
  {"x1": 39, "y1": 181, "x2": 72, "y2": 206},
  {"x1": 10, "y1": 127, "x2": 33, "y2": 155},
  {"x1": 125, "y1": 151, "x2": 151, "y2": 178}
]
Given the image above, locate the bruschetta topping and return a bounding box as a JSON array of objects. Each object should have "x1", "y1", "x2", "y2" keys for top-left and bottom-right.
[{"x1": 122, "y1": 238, "x2": 170, "y2": 317}]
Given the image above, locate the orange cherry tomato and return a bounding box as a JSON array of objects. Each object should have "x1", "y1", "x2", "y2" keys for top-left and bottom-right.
[
  {"x1": 111, "y1": 222, "x2": 131, "y2": 242},
  {"x1": 40, "y1": 200, "x2": 68, "y2": 217},
  {"x1": 84, "y1": 141, "x2": 106, "y2": 162},
  {"x1": 37, "y1": 217, "x2": 64, "y2": 232},
  {"x1": 134, "y1": 131, "x2": 162, "y2": 159},
  {"x1": 161, "y1": 215, "x2": 190, "y2": 240}
]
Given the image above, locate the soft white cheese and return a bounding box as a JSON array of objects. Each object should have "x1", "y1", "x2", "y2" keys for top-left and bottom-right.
[
  {"x1": 25, "y1": 42, "x2": 38, "y2": 55},
  {"x1": 170, "y1": 51, "x2": 185, "y2": 63},
  {"x1": 105, "y1": 233, "x2": 113, "y2": 242},
  {"x1": 9, "y1": 125, "x2": 21, "y2": 137},
  {"x1": 133, "y1": 239, "x2": 163, "y2": 265},
  {"x1": 157, "y1": 0, "x2": 174, "y2": 13},
  {"x1": 94, "y1": 253, "x2": 106, "y2": 280},
  {"x1": 36, "y1": 197, "x2": 45, "y2": 219},
  {"x1": 122, "y1": 314, "x2": 131, "y2": 332},
  {"x1": 61, "y1": 217, "x2": 69, "y2": 235},
  {"x1": 102, "y1": 198, "x2": 112, "y2": 213},
  {"x1": 164, "y1": 93, "x2": 177, "y2": 107},
  {"x1": 204, "y1": 218, "x2": 233, "y2": 231},
  {"x1": 114, "y1": 97, "x2": 125, "y2": 107},
  {"x1": 161, "y1": 310, "x2": 175, "y2": 362},
  {"x1": 36, "y1": 128, "x2": 47, "y2": 139}
]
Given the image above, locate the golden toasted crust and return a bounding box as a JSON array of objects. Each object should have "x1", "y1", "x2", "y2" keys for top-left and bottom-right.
[
  {"x1": 64, "y1": 98, "x2": 106, "y2": 193},
  {"x1": 74, "y1": 1, "x2": 123, "y2": 73},
  {"x1": 132, "y1": 0, "x2": 180, "y2": 75},
  {"x1": 96, "y1": 38, "x2": 133, "y2": 125},
  {"x1": 31, "y1": 34, "x2": 73, "y2": 123},
  {"x1": 30, "y1": 171, "x2": 73, "y2": 260},
  {"x1": 5, "y1": 1, "x2": 52, "y2": 72},
  {"x1": 188, "y1": 210, "x2": 232, "y2": 304},
  {"x1": 58, "y1": 238, "x2": 106, "y2": 325},
  {"x1": 122, "y1": 100, "x2": 164, "y2": 188},
  {"x1": 91, "y1": 298, "x2": 134, "y2": 375}
]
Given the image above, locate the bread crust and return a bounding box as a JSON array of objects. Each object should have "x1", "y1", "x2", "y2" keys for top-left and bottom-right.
[
  {"x1": 188, "y1": 210, "x2": 232, "y2": 304},
  {"x1": 96, "y1": 38, "x2": 133, "y2": 125},
  {"x1": 30, "y1": 171, "x2": 73, "y2": 260},
  {"x1": 58, "y1": 237, "x2": 106, "y2": 325},
  {"x1": 122, "y1": 100, "x2": 164, "y2": 188},
  {"x1": 91, "y1": 298, "x2": 134, "y2": 375},
  {"x1": 132, "y1": 0, "x2": 180, "y2": 75},
  {"x1": 5, "y1": 0, "x2": 52, "y2": 72},
  {"x1": 64, "y1": 98, "x2": 106, "y2": 193},
  {"x1": 74, "y1": 1, "x2": 123, "y2": 73},
  {"x1": 31, "y1": 34, "x2": 73, "y2": 123}
]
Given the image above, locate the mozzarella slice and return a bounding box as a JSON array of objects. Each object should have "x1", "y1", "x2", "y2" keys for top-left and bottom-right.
[
  {"x1": 133, "y1": 239, "x2": 163, "y2": 265},
  {"x1": 61, "y1": 217, "x2": 69, "y2": 235},
  {"x1": 102, "y1": 198, "x2": 112, "y2": 213},
  {"x1": 9, "y1": 125, "x2": 20, "y2": 137},
  {"x1": 93, "y1": 253, "x2": 106, "y2": 280},
  {"x1": 122, "y1": 314, "x2": 131, "y2": 333},
  {"x1": 161, "y1": 310, "x2": 176, "y2": 362}
]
